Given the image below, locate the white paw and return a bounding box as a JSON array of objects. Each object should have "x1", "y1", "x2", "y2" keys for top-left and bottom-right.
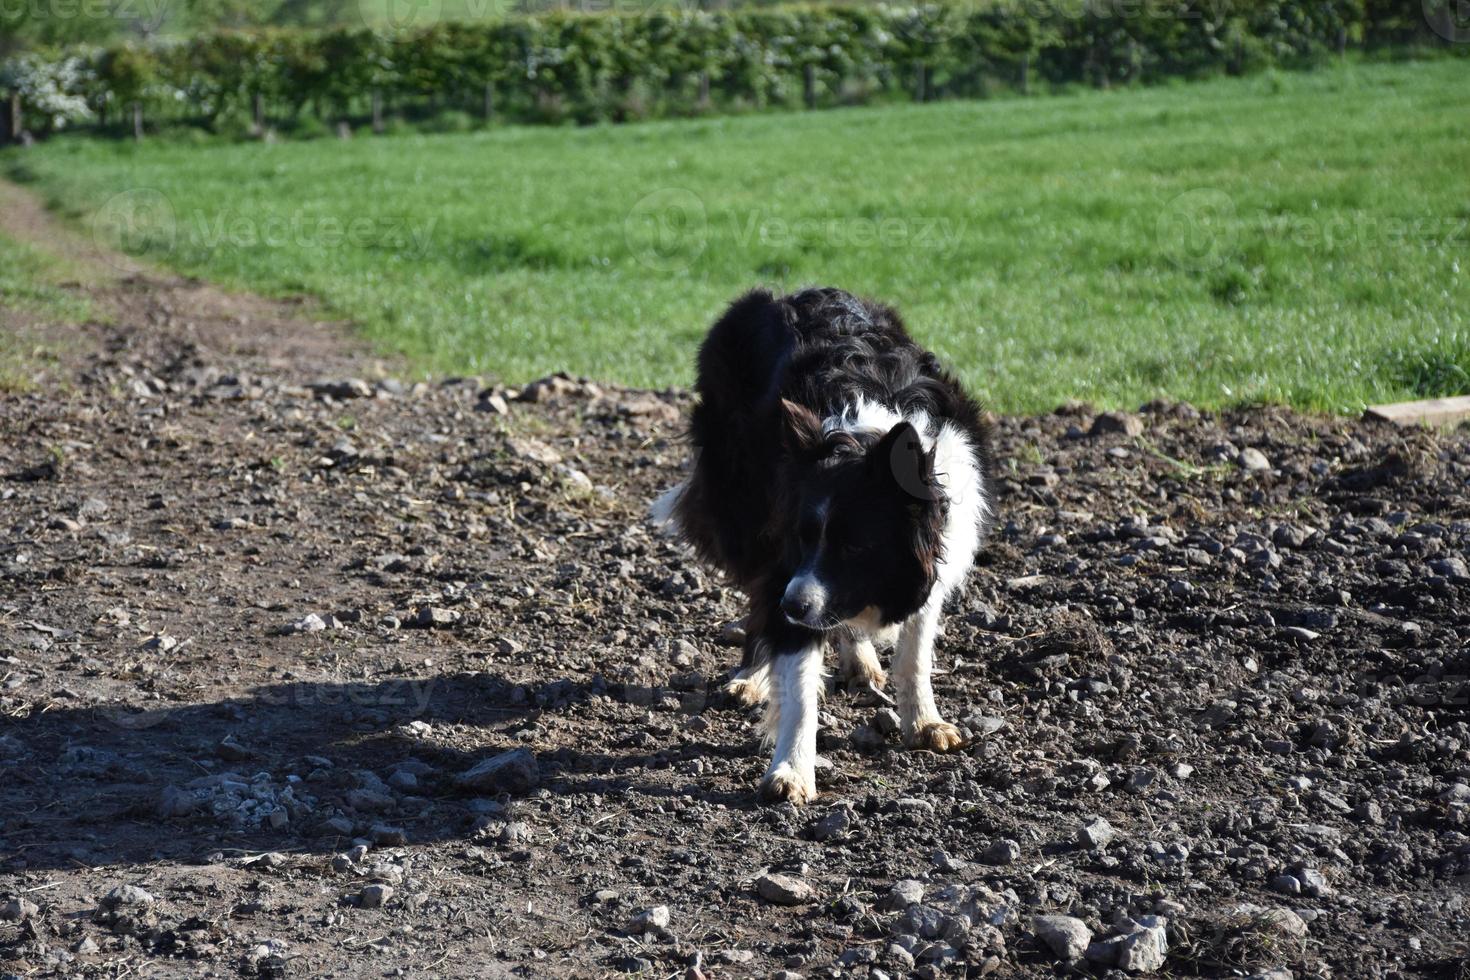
[
  {"x1": 905, "y1": 720, "x2": 966, "y2": 753},
  {"x1": 759, "y1": 762, "x2": 816, "y2": 805},
  {"x1": 724, "y1": 675, "x2": 767, "y2": 707},
  {"x1": 839, "y1": 659, "x2": 887, "y2": 691}
]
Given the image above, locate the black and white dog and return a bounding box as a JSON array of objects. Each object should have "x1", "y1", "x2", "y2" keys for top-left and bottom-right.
[{"x1": 652, "y1": 288, "x2": 995, "y2": 804}]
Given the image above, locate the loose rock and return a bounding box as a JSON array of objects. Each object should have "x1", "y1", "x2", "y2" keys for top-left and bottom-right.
[{"x1": 756, "y1": 873, "x2": 815, "y2": 906}]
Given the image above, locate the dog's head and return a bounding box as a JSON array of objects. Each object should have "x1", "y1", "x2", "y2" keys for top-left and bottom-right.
[{"x1": 775, "y1": 399, "x2": 946, "y2": 630}]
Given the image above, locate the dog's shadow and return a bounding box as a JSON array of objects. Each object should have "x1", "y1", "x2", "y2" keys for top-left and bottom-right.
[{"x1": 0, "y1": 670, "x2": 759, "y2": 873}]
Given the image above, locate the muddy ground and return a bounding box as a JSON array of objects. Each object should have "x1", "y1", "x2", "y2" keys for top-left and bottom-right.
[{"x1": 2, "y1": 189, "x2": 1469, "y2": 979}]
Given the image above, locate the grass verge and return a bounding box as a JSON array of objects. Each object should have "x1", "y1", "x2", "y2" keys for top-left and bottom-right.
[{"x1": 5, "y1": 60, "x2": 1468, "y2": 412}]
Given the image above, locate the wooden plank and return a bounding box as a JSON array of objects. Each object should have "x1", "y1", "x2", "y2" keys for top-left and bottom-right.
[{"x1": 1364, "y1": 395, "x2": 1470, "y2": 428}]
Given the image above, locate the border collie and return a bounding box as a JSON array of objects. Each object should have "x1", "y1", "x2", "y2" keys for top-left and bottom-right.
[{"x1": 651, "y1": 287, "x2": 995, "y2": 804}]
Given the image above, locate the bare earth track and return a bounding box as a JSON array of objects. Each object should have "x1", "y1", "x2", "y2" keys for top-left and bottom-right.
[{"x1": 2, "y1": 186, "x2": 1469, "y2": 978}]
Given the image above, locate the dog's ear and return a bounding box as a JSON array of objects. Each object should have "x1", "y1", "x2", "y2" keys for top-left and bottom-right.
[
  {"x1": 779, "y1": 398, "x2": 823, "y2": 458},
  {"x1": 872, "y1": 421, "x2": 937, "y2": 500}
]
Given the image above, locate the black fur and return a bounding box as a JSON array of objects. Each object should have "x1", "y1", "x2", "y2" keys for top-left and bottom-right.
[{"x1": 671, "y1": 287, "x2": 995, "y2": 664}]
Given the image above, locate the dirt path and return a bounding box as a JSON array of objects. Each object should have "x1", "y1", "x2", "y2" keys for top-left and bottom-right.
[{"x1": 2, "y1": 180, "x2": 1469, "y2": 978}]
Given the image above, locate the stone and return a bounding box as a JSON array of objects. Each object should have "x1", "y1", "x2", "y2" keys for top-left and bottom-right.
[
  {"x1": 455, "y1": 748, "x2": 540, "y2": 794},
  {"x1": 1125, "y1": 769, "x2": 1157, "y2": 793},
  {"x1": 312, "y1": 378, "x2": 374, "y2": 399},
  {"x1": 1090, "y1": 412, "x2": 1143, "y2": 438},
  {"x1": 411, "y1": 605, "x2": 461, "y2": 629},
  {"x1": 157, "y1": 784, "x2": 200, "y2": 818},
  {"x1": 930, "y1": 849, "x2": 966, "y2": 872},
  {"x1": 1032, "y1": 915, "x2": 1092, "y2": 961},
  {"x1": 1270, "y1": 874, "x2": 1301, "y2": 895},
  {"x1": 756, "y1": 873, "x2": 814, "y2": 905},
  {"x1": 981, "y1": 839, "x2": 1021, "y2": 865},
  {"x1": 901, "y1": 903, "x2": 946, "y2": 939},
  {"x1": 1238, "y1": 447, "x2": 1271, "y2": 471},
  {"x1": 873, "y1": 708, "x2": 902, "y2": 736},
  {"x1": 319, "y1": 815, "x2": 354, "y2": 836},
  {"x1": 884, "y1": 944, "x2": 916, "y2": 970},
  {"x1": 0, "y1": 897, "x2": 39, "y2": 921},
  {"x1": 281, "y1": 613, "x2": 327, "y2": 634},
  {"x1": 370, "y1": 824, "x2": 407, "y2": 845},
  {"x1": 1295, "y1": 867, "x2": 1332, "y2": 897},
  {"x1": 850, "y1": 724, "x2": 885, "y2": 751},
  {"x1": 968, "y1": 715, "x2": 1007, "y2": 737},
  {"x1": 100, "y1": 885, "x2": 154, "y2": 909},
  {"x1": 885, "y1": 880, "x2": 925, "y2": 910},
  {"x1": 358, "y1": 883, "x2": 393, "y2": 909},
  {"x1": 628, "y1": 905, "x2": 671, "y2": 934},
  {"x1": 812, "y1": 807, "x2": 853, "y2": 842},
  {"x1": 1086, "y1": 939, "x2": 1121, "y2": 966},
  {"x1": 1229, "y1": 904, "x2": 1308, "y2": 940},
  {"x1": 1429, "y1": 556, "x2": 1470, "y2": 582},
  {"x1": 346, "y1": 788, "x2": 395, "y2": 813},
  {"x1": 1273, "y1": 524, "x2": 1311, "y2": 548},
  {"x1": 1078, "y1": 817, "x2": 1116, "y2": 849},
  {"x1": 1116, "y1": 916, "x2": 1169, "y2": 972}
]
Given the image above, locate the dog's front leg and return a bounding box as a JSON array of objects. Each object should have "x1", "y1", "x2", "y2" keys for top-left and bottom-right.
[
  {"x1": 894, "y1": 600, "x2": 964, "y2": 752},
  {"x1": 759, "y1": 641, "x2": 825, "y2": 805}
]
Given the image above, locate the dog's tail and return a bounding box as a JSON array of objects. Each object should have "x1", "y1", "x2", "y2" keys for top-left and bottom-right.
[{"x1": 647, "y1": 480, "x2": 687, "y2": 537}]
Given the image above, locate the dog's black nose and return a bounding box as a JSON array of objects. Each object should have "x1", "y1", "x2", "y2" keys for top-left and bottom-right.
[{"x1": 780, "y1": 594, "x2": 812, "y2": 623}]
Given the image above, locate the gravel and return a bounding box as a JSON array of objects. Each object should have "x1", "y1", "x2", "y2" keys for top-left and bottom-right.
[{"x1": 4, "y1": 258, "x2": 1469, "y2": 977}]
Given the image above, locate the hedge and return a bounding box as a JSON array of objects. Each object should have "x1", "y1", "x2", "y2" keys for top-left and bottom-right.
[{"x1": 0, "y1": 0, "x2": 1458, "y2": 140}]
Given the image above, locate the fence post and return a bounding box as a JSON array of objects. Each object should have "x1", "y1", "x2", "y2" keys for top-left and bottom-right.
[
  {"x1": 803, "y1": 64, "x2": 816, "y2": 109},
  {"x1": 7, "y1": 91, "x2": 21, "y2": 143},
  {"x1": 252, "y1": 91, "x2": 265, "y2": 134},
  {"x1": 483, "y1": 81, "x2": 494, "y2": 122},
  {"x1": 1019, "y1": 54, "x2": 1030, "y2": 95},
  {"x1": 372, "y1": 89, "x2": 384, "y2": 134},
  {"x1": 698, "y1": 70, "x2": 710, "y2": 110},
  {"x1": 915, "y1": 63, "x2": 927, "y2": 103},
  {"x1": 132, "y1": 101, "x2": 143, "y2": 141}
]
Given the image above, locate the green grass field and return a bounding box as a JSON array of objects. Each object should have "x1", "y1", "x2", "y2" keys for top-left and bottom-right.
[
  {"x1": 0, "y1": 234, "x2": 92, "y2": 390},
  {"x1": 6, "y1": 59, "x2": 1468, "y2": 412}
]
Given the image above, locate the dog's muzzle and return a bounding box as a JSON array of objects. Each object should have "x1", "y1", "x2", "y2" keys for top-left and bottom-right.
[{"x1": 781, "y1": 575, "x2": 828, "y2": 628}]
